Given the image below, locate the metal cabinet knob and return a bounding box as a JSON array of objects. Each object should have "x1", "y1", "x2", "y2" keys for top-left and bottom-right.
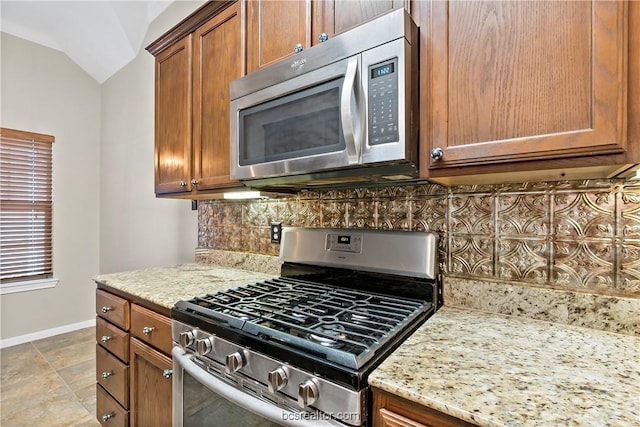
[
  {"x1": 142, "y1": 326, "x2": 155, "y2": 335},
  {"x1": 179, "y1": 180, "x2": 187, "y2": 187},
  {"x1": 190, "y1": 179, "x2": 199, "y2": 185},
  {"x1": 101, "y1": 306, "x2": 111, "y2": 313},
  {"x1": 101, "y1": 371, "x2": 112, "y2": 379},
  {"x1": 102, "y1": 413, "x2": 113, "y2": 422},
  {"x1": 100, "y1": 335, "x2": 111, "y2": 344},
  {"x1": 294, "y1": 43, "x2": 303, "y2": 53},
  {"x1": 163, "y1": 369, "x2": 173, "y2": 379},
  {"x1": 430, "y1": 147, "x2": 444, "y2": 161},
  {"x1": 318, "y1": 33, "x2": 328, "y2": 43}
]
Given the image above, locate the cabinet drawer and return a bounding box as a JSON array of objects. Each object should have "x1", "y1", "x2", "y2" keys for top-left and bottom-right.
[
  {"x1": 96, "y1": 344, "x2": 129, "y2": 408},
  {"x1": 130, "y1": 304, "x2": 172, "y2": 355},
  {"x1": 96, "y1": 289, "x2": 130, "y2": 330},
  {"x1": 97, "y1": 384, "x2": 129, "y2": 427},
  {"x1": 96, "y1": 316, "x2": 130, "y2": 362}
]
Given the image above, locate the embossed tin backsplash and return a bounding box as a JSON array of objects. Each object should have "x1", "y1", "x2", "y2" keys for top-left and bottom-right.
[{"x1": 198, "y1": 179, "x2": 640, "y2": 298}]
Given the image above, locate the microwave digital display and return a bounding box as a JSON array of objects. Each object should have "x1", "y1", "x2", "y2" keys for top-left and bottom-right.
[{"x1": 371, "y1": 63, "x2": 395, "y2": 79}]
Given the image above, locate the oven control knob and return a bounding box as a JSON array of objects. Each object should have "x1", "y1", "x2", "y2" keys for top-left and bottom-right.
[
  {"x1": 267, "y1": 367, "x2": 289, "y2": 393},
  {"x1": 225, "y1": 351, "x2": 247, "y2": 374},
  {"x1": 195, "y1": 336, "x2": 215, "y2": 356},
  {"x1": 179, "y1": 330, "x2": 197, "y2": 348},
  {"x1": 297, "y1": 379, "x2": 319, "y2": 408}
]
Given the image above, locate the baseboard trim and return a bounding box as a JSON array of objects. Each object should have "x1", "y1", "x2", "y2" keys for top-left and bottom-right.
[{"x1": 0, "y1": 318, "x2": 96, "y2": 349}]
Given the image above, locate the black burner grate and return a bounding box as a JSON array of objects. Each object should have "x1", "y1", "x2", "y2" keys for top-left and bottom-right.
[{"x1": 182, "y1": 277, "x2": 428, "y2": 369}]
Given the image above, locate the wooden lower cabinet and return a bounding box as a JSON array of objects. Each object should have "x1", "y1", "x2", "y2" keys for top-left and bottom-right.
[
  {"x1": 372, "y1": 387, "x2": 476, "y2": 427},
  {"x1": 130, "y1": 338, "x2": 173, "y2": 427},
  {"x1": 95, "y1": 288, "x2": 173, "y2": 426}
]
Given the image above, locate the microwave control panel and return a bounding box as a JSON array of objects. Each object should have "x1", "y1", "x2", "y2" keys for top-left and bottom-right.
[{"x1": 368, "y1": 58, "x2": 399, "y2": 145}]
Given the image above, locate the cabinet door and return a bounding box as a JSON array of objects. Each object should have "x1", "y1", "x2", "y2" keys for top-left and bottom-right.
[
  {"x1": 155, "y1": 36, "x2": 193, "y2": 195},
  {"x1": 423, "y1": 1, "x2": 627, "y2": 173},
  {"x1": 312, "y1": 0, "x2": 406, "y2": 43},
  {"x1": 246, "y1": 0, "x2": 311, "y2": 73},
  {"x1": 130, "y1": 338, "x2": 172, "y2": 427},
  {"x1": 192, "y1": 2, "x2": 244, "y2": 191}
]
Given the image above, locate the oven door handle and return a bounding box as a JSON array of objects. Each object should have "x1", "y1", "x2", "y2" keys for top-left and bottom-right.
[{"x1": 172, "y1": 347, "x2": 336, "y2": 427}]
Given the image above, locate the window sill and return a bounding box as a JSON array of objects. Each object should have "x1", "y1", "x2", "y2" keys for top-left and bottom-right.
[{"x1": 0, "y1": 278, "x2": 59, "y2": 295}]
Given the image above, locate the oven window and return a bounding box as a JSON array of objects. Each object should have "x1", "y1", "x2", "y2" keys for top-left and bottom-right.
[
  {"x1": 183, "y1": 369, "x2": 282, "y2": 427},
  {"x1": 238, "y1": 79, "x2": 345, "y2": 166}
]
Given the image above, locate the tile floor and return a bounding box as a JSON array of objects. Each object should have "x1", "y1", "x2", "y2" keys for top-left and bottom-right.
[{"x1": 0, "y1": 327, "x2": 99, "y2": 426}]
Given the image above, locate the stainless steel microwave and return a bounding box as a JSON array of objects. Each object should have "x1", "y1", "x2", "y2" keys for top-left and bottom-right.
[{"x1": 229, "y1": 9, "x2": 419, "y2": 190}]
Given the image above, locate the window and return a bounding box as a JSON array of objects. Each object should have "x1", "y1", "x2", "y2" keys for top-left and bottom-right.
[{"x1": 0, "y1": 128, "x2": 55, "y2": 292}]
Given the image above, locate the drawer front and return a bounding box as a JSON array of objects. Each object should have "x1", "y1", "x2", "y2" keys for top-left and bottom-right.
[
  {"x1": 96, "y1": 289, "x2": 130, "y2": 330},
  {"x1": 130, "y1": 304, "x2": 172, "y2": 355},
  {"x1": 96, "y1": 344, "x2": 129, "y2": 408},
  {"x1": 96, "y1": 316, "x2": 130, "y2": 362},
  {"x1": 97, "y1": 384, "x2": 129, "y2": 427}
]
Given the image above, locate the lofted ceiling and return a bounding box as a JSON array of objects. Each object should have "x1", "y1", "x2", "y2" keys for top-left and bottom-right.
[{"x1": 1, "y1": 1, "x2": 174, "y2": 84}]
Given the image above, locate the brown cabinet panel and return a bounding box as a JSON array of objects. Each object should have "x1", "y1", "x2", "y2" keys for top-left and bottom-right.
[
  {"x1": 314, "y1": 0, "x2": 404, "y2": 40},
  {"x1": 96, "y1": 289, "x2": 130, "y2": 331},
  {"x1": 154, "y1": 35, "x2": 193, "y2": 195},
  {"x1": 246, "y1": 0, "x2": 310, "y2": 73},
  {"x1": 372, "y1": 387, "x2": 474, "y2": 427},
  {"x1": 130, "y1": 338, "x2": 173, "y2": 427},
  {"x1": 130, "y1": 304, "x2": 172, "y2": 355},
  {"x1": 419, "y1": 0, "x2": 633, "y2": 183},
  {"x1": 97, "y1": 384, "x2": 129, "y2": 427},
  {"x1": 96, "y1": 316, "x2": 130, "y2": 363},
  {"x1": 192, "y1": 2, "x2": 243, "y2": 190},
  {"x1": 97, "y1": 344, "x2": 130, "y2": 408}
]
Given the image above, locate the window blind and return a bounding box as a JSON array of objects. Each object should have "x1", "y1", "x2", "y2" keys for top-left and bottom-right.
[{"x1": 0, "y1": 128, "x2": 54, "y2": 283}]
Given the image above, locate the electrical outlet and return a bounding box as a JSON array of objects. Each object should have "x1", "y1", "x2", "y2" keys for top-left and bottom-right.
[{"x1": 270, "y1": 222, "x2": 282, "y2": 244}]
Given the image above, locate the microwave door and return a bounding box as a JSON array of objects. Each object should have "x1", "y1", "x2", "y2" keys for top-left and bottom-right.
[{"x1": 230, "y1": 56, "x2": 363, "y2": 181}]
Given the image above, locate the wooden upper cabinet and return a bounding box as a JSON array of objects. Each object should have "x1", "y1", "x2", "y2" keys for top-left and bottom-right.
[
  {"x1": 246, "y1": 0, "x2": 406, "y2": 74},
  {"x1": 419, "y1": 0, "x2": 634, "y2": 184},
  {"x1": 313, "y1": 0, "x2": 407, "y2": 42},
  {"x1": 246, "y1": 0, "x2": 310, "y2": 73},
  {"x1": 148, "y1": 1, "x2": 244, "y2": 197},
  {"x1": 192, "y1": 2, "x2": 243, "y2": 191},
  {"x1": 154, "y1": 36, "x2": 193, "y2": 195}
]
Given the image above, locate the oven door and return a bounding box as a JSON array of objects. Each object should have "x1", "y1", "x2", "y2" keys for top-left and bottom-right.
[
  {"x1": 172, "y1": 347, "x2": 336, "y2": 427},
  {"x1": 230, "y1": 55, "x2": 363, "y2": 181}
]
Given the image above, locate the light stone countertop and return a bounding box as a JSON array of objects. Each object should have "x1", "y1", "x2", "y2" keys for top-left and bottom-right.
[
  {"x1": 92, "y1": 263, "x2": 275, "y2": 309},
  {"x1": 369, "y1": 306, "x2": 640, "y2": 427},
  {"x1": 93, "y1": 264, "x2": 639, "y2": 426}
]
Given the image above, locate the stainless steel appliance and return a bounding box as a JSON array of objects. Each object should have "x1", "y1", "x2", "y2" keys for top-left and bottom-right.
[
  {"x1": 171, "y1": 227, "x2": 440, "y2": 426},
  {"x1": 229, "y1": 9, "x2": 419, "y2": 190}
]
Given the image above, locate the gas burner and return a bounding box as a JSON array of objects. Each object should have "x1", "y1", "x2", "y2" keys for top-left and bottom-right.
[{"x1": 308, "y1": 323, "x2": 348, "y2": 347}]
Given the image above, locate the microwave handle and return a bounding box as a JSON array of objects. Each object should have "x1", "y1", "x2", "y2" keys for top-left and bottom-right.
[{"x1": 340, "y1": 57, "x2": 361, "y2": 165}]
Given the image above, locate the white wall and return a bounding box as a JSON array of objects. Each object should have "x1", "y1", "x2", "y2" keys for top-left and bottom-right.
[
  {"x1": 0, "y1": 1, "x2": 204, "y2": 342},
  {"x1": 1, "y1": 33, "x2": 101, "y2": 340},
  {"x1": 99, "y1": 1, "x2": 203, "y2": 274}
]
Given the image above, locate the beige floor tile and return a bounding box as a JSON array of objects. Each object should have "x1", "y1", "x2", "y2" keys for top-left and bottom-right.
[
  {"x1": 57, "y1": 359, "x2": 95, "y2": 393},
  {"x1": 74, "y1": 382, "x2": 97, "y2": 416},
  {"x1": 32, "y1": 328, "x2": 95, "y2": 354},
  {"x1": 1, "y1": 327, "x2": 99, "y2": 427},
  {"x1": 39, "y1": 340, "x2": 95, "y2": 370},
  {"x1": 0, "y1": 343, "x2": 51, "y2": 395}
]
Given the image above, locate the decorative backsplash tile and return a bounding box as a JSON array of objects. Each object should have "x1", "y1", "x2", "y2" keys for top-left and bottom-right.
[{"x1": 198, "y1": 179, "x2": 640, "y2": 298}]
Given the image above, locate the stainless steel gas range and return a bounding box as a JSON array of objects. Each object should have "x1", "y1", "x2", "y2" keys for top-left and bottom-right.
[{"x1": 171, "y1": 227, "x2": 440, "y2": 426}]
